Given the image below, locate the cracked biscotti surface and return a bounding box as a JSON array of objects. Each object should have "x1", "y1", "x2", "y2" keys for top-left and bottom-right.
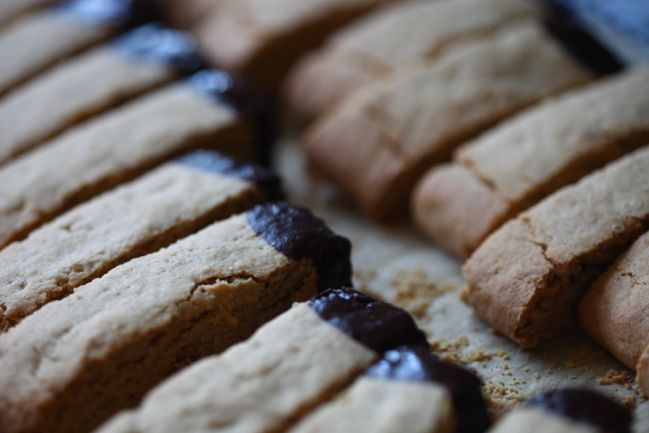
[
  {"x1": 412, "y1": 68, "x2": 649, "y2": 257},
  {"x1": 284, "y1": 0, "x2": 540, "y2": 122},
  {"x1": 463, "y1": 146, "x2": 649, "y2": 349},
  {"x1": 305, "y1": 23, "x2": 593, "y2": 220},
  {"x1": 0, "y1": 203, "x2": 351, "y2": 433}
]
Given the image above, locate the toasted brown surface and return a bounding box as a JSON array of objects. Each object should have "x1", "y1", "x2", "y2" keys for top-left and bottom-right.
[
  {"x1": 413, "y1": 69, "x2": 649, "y2": 256},
  {"x1": 285, "y1": 0, "x2": 540, "y2": 122},
  {"x1": 0, "y1": 214, "x2": 318, "y2": 433},
  {"x1": 0, "y1": 83, "x2": 251, "y2": 249},
  {"x1": 305, "y1": 23, "x2": 592, "y2": 220},
  {"x1": 195, "y1": 0, "x2": 395, "y2": 92},
  {"x1": 288, "y1": 377, "x2": 455, "y2": 433},
  {"x1": 463, "y1": 146, "x2": 649, "y2": 348},
  {"x1": 0, "y1": 47, "x2": 175, "y2": 164},
  {"x1": 97, "y1": 303, "x2": 375, "y2": 433},
  {"x1": 0, "y1": 11, "x2": 114, "y2": 96}
]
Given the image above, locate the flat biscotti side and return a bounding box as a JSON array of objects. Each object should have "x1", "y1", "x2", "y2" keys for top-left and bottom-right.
[
  {"x1": 579, "y1": 231, "x2": 649, "y2": 369},
  {"x1": 463, "y1": 146, "x2": 649, "y2": 348},
  {"x1": 284, "y1": 0, "x2": 540, "y2": 121},
  {"x1": 413, "y1": 69, "x2": 649, "y2": 256},
  {"x1": 0, "y1": 207, "x2": 342, "y2": 433},
  {"x1": 305, "y1": 23, "x2": 593, "y2": 220}
]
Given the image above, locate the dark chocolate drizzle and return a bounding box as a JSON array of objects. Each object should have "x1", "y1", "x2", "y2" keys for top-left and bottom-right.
[
  {"x1": 309, "y1": 288, "x2": 427, "y2": 353},
  {"x1": 365, "y1": 345, "x2": 491, "y2": 433},
  {"x1": 113, "y1": 24, "x2": 204, "y2": 75},
  {"x1": 246, "y1": 204, "x2": 352, "y2": 290},
  {"x1": 57, "y1": 0, "x2": 160, "y2": 28},
  {"x1": 189, "y1": 70, "x2": 277, "y2": 165},
  {"x1": 544, "y1": 1, "x2": 625, "y2": 76},
  {"x1": 177, "y1": 150, "x2": 283, "y2": 200},
  {"x1": 525, "y1": 389, "x2": 632, "y2": 433}
]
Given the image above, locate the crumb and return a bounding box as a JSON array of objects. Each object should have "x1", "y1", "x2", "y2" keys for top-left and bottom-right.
[
  {"x1": 596, "y1": 369, "x2": 634, "y2": 386},
  {"x1": 390, "y1": 269, "x2": 454, "y2": 318}
]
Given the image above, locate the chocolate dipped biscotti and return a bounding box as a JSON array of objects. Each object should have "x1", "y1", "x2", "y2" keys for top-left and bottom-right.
[
  {"x1": 463, "y1": 146, "x2": 649, "y2": 348},
  {"x1": 413, "y1": 68, "x2": 649, "y2": 257},
  {"x1": 0, "y1": 0, "x2": 158, "y2": 97},
  {"x1": 0, "y1": 24, "x2": 203, "y2": 164},
  {"x1": 0, "y1": 69, "x2": 262, "y2": 249},
  {"x1": 0, "y1": 150, "x2": 280, "y2": 331},
  {"x1": 285, "y1": 0, "x2": 540, "y2": 122},
  {"x1": 0, "y1": 203, "x2": 351, "y2": 433},
  {"x1": 305, "y1": 23, "x2": 593, "y2": 220}
]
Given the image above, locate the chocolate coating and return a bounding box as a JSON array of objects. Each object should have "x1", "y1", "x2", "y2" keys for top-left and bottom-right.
[
  {"x1": 57, "y1": 0, "x2": 160, "y2": 27},
  {"x1": 177, "y1": 150, "x2": 283, "y2": 200},
  {"x1": 246, "y1": 204, "x2": 352, "y2": 290},
  {"x1": 309, "y1": 288, "x2": 427, "y2": 353},
  {"x1": 525, "y1": 389, "x2": 632, "y2": 433},
  {"x1": 114, "y1": 24, "x2": 204, "y2": 75},
  {"x1": 189, "y1": 70, "x2": 277, "y2": 165},
  {"x1": 366, "y1": 345, "x2": 491, "y2": 433},
  {"x1": 544, "y1": 1, "x2": 624, "y2": 76}
]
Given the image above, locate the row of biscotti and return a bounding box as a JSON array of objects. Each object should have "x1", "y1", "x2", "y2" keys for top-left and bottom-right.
[{"x1": 93, "y1": 288, "x2": 631, "y2": 433}]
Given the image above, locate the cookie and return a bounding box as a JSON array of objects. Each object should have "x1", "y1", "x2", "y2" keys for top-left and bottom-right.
[
  {"x1": 0, "y1": 24, "x2": 203, "y2": 164},
  {"x1": 165, "y1": 0, "x2": 223, "y2": 28},
  {"x1": 288, "y1": 345, "x2": 489, "y2": 433},
  {"x1": 489, "y1": 389, "x2": 631, "y2": 433},
  {"x1": 0, "y1": 151, "x2": 280, "y2": 331},
  {"x1": 0, "y1": 71, "x2": 258, "y2": 249},
  {"x1": 413, "y1": 68, "x2": 649, "y2": 257},
  {"x1": 195, "y1": 0, "x2": 395, "y2": 93},
  {"x1": 0, "y1": 203, "x2": 352, "y2": 433},
  {"x1": 284, "y1": 0, "x2": 540, "y2": 122},
  {"x1": 639, "y1": 346, "x2": 649, "y2": 397},
  {"x1": 463, "y1": 146, "x2": 649, "y2": 348},
  {"x1": 305, "y1": 23, "x2": 593, "y2": 220},
  {"x1": 0, "y1": 0, "x2": 157, "y2": 96},
  {"x1": 96, "y1": 288, "x2": 427, "y2": 433}
]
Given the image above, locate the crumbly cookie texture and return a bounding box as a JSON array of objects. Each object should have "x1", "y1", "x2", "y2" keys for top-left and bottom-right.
[
  {"x1": 0, "y1": 160, "x2": 268, "y2": 331},
  {"x1": 413, "y1": 69, "x2": 649, "y2": 257},
  {"x1": 0, "y1": 82, "x2": 251, "y2": 249},
  {"x1": 284, "y1": 0, "x2": 540, "y2": 122},
  {"x1": 463, "y1": 146, "x2": 649, "y2": 349},
  {"x1": 305, "y1": 23, "x2": 592, "y2": 221},
  {"x1": 0, "y1": 213, "x2": 322, "y2": 433},
  {"x1": 96, "y1": 303, "x2": 376, "y2": 433},
  {"x1": 288, "y1": 377, "x2": 455, "y2": 433},
  {"x1": 195, "y1": 0, "x2": 394, "y2": 92}
]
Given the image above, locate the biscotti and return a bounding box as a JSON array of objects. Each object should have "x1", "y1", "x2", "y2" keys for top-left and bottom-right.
[
  {"x1": 195, "y1": 0, "x2": 396, "y2": 92},
  {"x1": 0, "y1": 0, "x2": 55, "y2": 27},
  {"x1": 0, "y1": 203, "x2": 351, "y2": 433},
  {"x1": 165, "y1": 0, "x2": 223, "y2": 28},
  {"x1": 305, "y1": 23, "x2": 593, "y2": 220},
  {"x1": 0, "y1": 71, "x2": 257, "y2": 249},
  {"x1": 0, "y1": 0, "x2": 156, "y2": 96},
  {"x1": 284, "y1": 0, "x2": 540, "y2": 122},
  {"x1": 488, "y1": 389, "x2": 631, "y2": 433},
  {"x1": 0, "y1": 24, "x2": 203, "y2": 164},
  {"x1": 463, "y1": 146, "x2": 649, "y2": 349},
  {"x1": 639, "y1": 346, "x2": 649, "y2": 397},
  {"x1": 0, "y1": 151, "x2": 280, "y2": 331},
  {"x1": 96, "y1": 288, "x2": 429, "y2": 433},
  {"x1": 413, "y1": 68, "x2": 649, "y2": 257},
  {"x1": 288, "y1": 345, "x2": 489, "y2": 433}
]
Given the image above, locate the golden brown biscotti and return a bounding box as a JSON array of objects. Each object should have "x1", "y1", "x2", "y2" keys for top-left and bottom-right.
[
  {"x1": 195, "y1": 0, "x2": 397, "y2": 93},
  {"x1": 0, "y1": 25, "x2": 202, "y2": 164},
  {"x1": 0, "y1": 203, "x2": 352, "y2": 433},
  {"x1": 412, "y1": 69, "x2": 649, "y2": 257},
  {"x1": 284, "y1": 0, "x2": 540, "y2": 122},
  {"x1": 97, "y1": 288, "x2": 427, "y2": 433},
  {"x1": 0, "y1": 76, "x2": 255, "y2": 249},
  {"x1": 639, "y1": 346, "x2": 649, "y2": 397},
  {"x1": 0, "y1": 151, "x2": 280, "y2": 331},
  {"x1": 305, "y1": 23, "x2": 593, "y2": 220},
  {"x1": 463, "y1": 146, "x2": 649, "y2": 349}
]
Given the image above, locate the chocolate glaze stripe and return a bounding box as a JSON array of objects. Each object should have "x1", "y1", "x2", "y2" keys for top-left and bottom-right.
[
  {"x1": 113, "y1": 24, "x2": 205, "y2": 75},
  {"x1": 246, "y1": 204, "x2": 352, "y2": 291},
  {"x1": 177, "y1": 150, "x2": 284, "y2": 200},
  {"x1": 366, "y1": 345, "x2": 491, "y2": 433},
  {"x1": 525, "y1": 389, "x2": 632, "y2": 433},
  {"x1": 56, "y1": 0, "x2": 160, "y2": 27}
]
